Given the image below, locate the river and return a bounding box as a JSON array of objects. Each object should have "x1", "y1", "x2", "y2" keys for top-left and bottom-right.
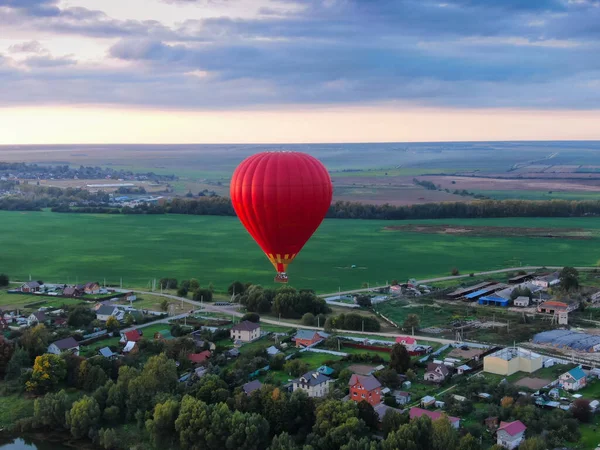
[{"x1": 0, "y1": 437, "x2": 71, "y2": 450}]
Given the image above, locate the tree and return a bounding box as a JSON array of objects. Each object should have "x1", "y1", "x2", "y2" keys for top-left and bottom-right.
[
  {"x1": 560, "y1": 266, "x2": 579, "y2": 292},
  {"x1": 357, "y1": 400, "x2": 379, "y2": 430},
  {"x1": 405, "y1": 368, "x2": 416, "y2": 382},
  {"x1": 241, "y1": 313, "x2": 260, "y2": 323},
  {"x1": 68, "y1": 305, "x2": 96, "y2": 327},
  {"x1": 0, "y1": 337, "x2": 14, "y2": 377},
  {"x1": 432, "y1": 415, "x2": 458, "y2": 450},
  {"x1": 451, "y1": 268, "x2": 460, "y2": 276},
  {"x1": 0, "y1": 273, "x2": 9, "y2": 287},
  {"x1": 226, "y1": 410, "x2": 270, "y2": 449},
  {"x1": 302, "y1": 313, "x2": 316, "y2": 326},
  {"x1": 5, "y1": 345, "x2": 30, "y2": 381},
  {"x1": 33, "y1": 389, "x2": 72, "y2": 429},
  {"x1": 270, "y1": 432, "x2": 300, "y2": 450},
  {"x1": 160, "y1": 299, "x2": 169, "y2": 312},
  {"x1": 382, "y1": 409, "x2": 408, "y2": 437},
  {"x1": 228, "y1": 281, "x2": 246, "y2": 296},
  {"x1": 390, "y1": 344, "x2": 411, "y2": 373},
  {"x1": 105, "y1": 316, "x2": 119, "y2": 332},
  {"x1": 27, "y1": 354, "x2": 67, "y2": 393},
  {"x1": 355, "y1": 295, "x2": 372, "y2": 308},
  {"x1": 456, "y1": 434, "x2": 478, "y2": 450},
  {"x1": 500, "y1": 396, "x2": 514, "y2": 409},
  {"x1": 66, "y1": 396, "x2": 101, "y2": 439},
  {"x1": 98, "y1": 428, "x2": 119, "y2": 450},
  {"x1": 175, "y1": 396, "x2": 212, "y2": 449},
  {"x1": 284, "y1": 359, "x2": 309, "y2": 377},
  {"x1": 403, "y1": 314, "x2": 420, "y2": 330},
  {"x1": 391, "y1": 280, "x2": 399, "y2": 286},
  {"x1": 20, "y1": 324, "x2": 49, "y2": 361},
  {"x1": 193, "y1": 288, "x2": 213, "y2": 302},
  {"x1": 127, "y1": 353, "x2": 178, "y2": 416},
  {"x1": 571, "y1": 398, "x2": 591, "y2": 423},
  {"x1": 177, "y1": 287, "x2": 188, "y2": 297},
  {"x1": 146, "y1": 399, "x2": 180, "y2": 447},
  {"x1": 189, "y1": 278, "x2": 200, "y2": 291},
  {"x1": 376, "y1": 368, "x2": 400, "y2": 389},
  {"x1": 518, "y1": 437, "x2": 546, "y2": 450},
  {"x1": 124, "y1": 313, "x2": 134, "y2": 326}
]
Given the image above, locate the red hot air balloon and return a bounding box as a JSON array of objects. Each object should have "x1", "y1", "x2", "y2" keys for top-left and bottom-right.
[{"x1": 230, "y1": 151, "x2": 333, "y2": 283}]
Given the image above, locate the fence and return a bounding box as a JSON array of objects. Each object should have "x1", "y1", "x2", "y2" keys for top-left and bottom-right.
[
  {"x1": 342, "y1": 342, "x2": 392, "y2": 353},
  {"x1": 302, "y1": 348, "x2": 348, "y2": 357}
]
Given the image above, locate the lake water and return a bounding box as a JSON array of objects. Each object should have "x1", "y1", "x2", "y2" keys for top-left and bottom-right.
[{"x1": 0, "y1": 438, "x2": 70, "y2": 450}]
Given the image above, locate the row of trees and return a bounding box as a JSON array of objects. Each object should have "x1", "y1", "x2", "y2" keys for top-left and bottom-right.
[{"x1": 324, "y1": 313, "x2": 381, "y2": 332}]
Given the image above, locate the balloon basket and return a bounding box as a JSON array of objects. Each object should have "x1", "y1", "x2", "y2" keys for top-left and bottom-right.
[{"x1": 274, "y1": 273, "x2": 289, "y2": 284}]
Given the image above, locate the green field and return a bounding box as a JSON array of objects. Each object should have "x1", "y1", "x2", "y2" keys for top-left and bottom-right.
[
  {"x1": 3, "y1": 211, "x2": 600, "y2": 293},
  {"x1": 471, "y1": 189, "x2": 600, "y2": 201}
]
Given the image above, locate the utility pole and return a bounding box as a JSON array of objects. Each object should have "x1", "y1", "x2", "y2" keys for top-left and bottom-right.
[
  {"x1": 362, "y1": 320, "x2": 364, "y2": 332},
  {"x1": 120, "y1": 278, "x2": 123, "y2": 289}
]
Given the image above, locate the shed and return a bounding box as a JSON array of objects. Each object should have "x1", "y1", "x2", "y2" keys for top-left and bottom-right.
[{"x1": 478, "y1": 295, "x2": 509, "y2": 307}]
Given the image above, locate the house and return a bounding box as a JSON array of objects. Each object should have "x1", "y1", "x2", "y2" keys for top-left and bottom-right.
[
  {"x1": 409, "y1": 407, "x2": 460, "y2": 429},
  {"x1": 188, "y1": 350, "x2": 211, "y2": 364},
  {"x1": 513, "y1": 296, "x2": 530, "y2": 307},
  {"x1": 293, "y1": 371, "x2": 332, "y2": 398},
  {"x1": 96, "y1": 305, "x2": 121, "y2": 322},
  {"x1": 421, "y1": 395, "x2": 436, "y2": 407},
  {"x1": 496, "y1": 420, "x2": 527, "y2": 449},
  {"x1": 48, "y1": 337, "x2": 80, "y2": 356},
  {"x1": 120, "y1": 329, "x2": 142, "y2": 344},
  {"x1": 123, "y1": 341, "x2": 137, "y2": 354},
  {"x1": 537, "y1": 300, "x2": 578, "y2": 314},
  {"x1": 230, "y1": 321, "x2": 260, "y2": 342},
  {"x1": 84, "y1": 282, "x2": 101, "y2": 295},
  {"x1": 395, "y1": 391, "x2": 411, "y2": 405},
  {"x1": 242, "y1": 380, "x2": 263, "y2": 395},
  {"x1": 62, "y1": 286, "x2": 83, "y2": 298},
  {"x1": 125, "y1": 292, "x2": 137, "y2": 302},
  {"x1": 154, "y1": 329, "x2": 174, "y2": 341},
  {"x1": 457, "y1": 364, "x2": 471, "y2": 375},
  {"x1": 424, "y1": 363, "x2": 450, "y2": 383},
  {"x1": 53, "y1": 318, "x2": 67, "y2": 328},
  {"x1": 99, "y1": 347, "x2": 115, "y2": 358},
  {"x1": 294, "y1": 330, "x2": 327, "y2": 348},
  {"x1": 317, "y1": 365, "x2": 335, "y2": 376},
  {"x1": 27, "y1": 311, "x2": 47, "y2": 326},
  {"x1": 532, "y1": 273, "x2": 560, "y2": 289},
  {"x1": 20, "y1": 281, "x2": 41, "y2": 293},
  {"x1": 395, "y1": 336, "x2": 417, "y2": 350},
  {"x1": 483, "y1": 347, "x2": 543, "y2": 376},
  {"x1": 349, "y1": 374, "x2": 382, "y2": 406},
  {"x1": 559, "y1": 366, "x2": 587, "y2": 391},
  {"x1": 485, "y1": 416, "x2": 499, "y2": 431}
]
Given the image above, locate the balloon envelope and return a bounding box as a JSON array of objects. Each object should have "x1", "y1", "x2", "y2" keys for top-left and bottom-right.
[{"x1": 230, "y1": 151, "x2": 333, "y2": 278}]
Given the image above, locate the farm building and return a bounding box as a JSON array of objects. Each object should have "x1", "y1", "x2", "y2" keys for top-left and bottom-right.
[
  {"x1": 533, "y1": 329, "x2": 600, "y2": 352},
  {"x1": 532, "y1": 273, "x2": 560, "y2": 288},
  {"x1": 478, "y1": 295, "x2": 509, "y2": 307},
  {"x1": 537, "y1": 300, "x2": 578, "y2": 314},
  {"x1": 463, "y1": 284, "x2": 508, "y2": 301},
  {"x1": 513, "y1": 296, "x2": 530, "y2": 307},
  {"x1": 508, "y1": 273, "x2": 534, "y2": 284},
  {"x1": 447, "y1": 282, "x2": 495, "y2": 299},
  {"x1": 483, "y1": 347, "x2": 542, "y2": 376}
]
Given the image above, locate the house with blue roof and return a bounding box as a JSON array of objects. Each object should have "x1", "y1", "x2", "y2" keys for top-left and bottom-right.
[
  {"x1": 559, "y1": 366, "x2": 587, "y2": 391},
  {"x1": 317, "y1": 365, "x2": 335, "y2": 376}
]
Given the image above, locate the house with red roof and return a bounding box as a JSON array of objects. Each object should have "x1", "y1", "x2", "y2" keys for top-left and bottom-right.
[
  {"x1": 395, "y1": 336, "x2": 417, "y2": 349},
  {"x1": 120, "y1": 329, "x2": 142, "y2": 344},
  {"x1": 349, "y1": 374, "x2": 382, "y2": 406},
  {"x1": 496, "y1": 420, "x2": 526, "y2": 449},
  {"x1": 188, "y1": 350, "x2": 211, "y2": 365},
  {"x1": 409, "y1": 407, "x2": 460, "y2": 429}
]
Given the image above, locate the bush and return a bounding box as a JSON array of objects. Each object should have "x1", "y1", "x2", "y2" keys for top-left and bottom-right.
[
  {"x1": 241, "y1": 313, "x2": 260, "y2": 323},
  {"x1": 451, "y1": 268, "x2": 460, "y2": 276},
  {"x1": 301, "y1": 313, "x2": 316, "y2": 326},
  {"x1": 0, "y1": 273, "x2": 8, "y2": 287}
]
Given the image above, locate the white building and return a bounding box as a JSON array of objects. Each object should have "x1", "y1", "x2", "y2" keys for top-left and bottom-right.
[
  {"x1": 96, "y1": 305, "x2": 122, "y2": 322},
  {"x1": 513, "y1": 296, "x2": 530, "y2": 307},
  {"x1": 532, "y1": 273, "x2": 560, "y2": 289},
  {"x1": 230, "y1": 321, "x2": 260, "y2": 342},
  {"x1": 496, "y1": 420, "x2": 526, "y2": 449},
  {"x1": 48, "y1": 337, "x2": 80, "y2": 356},
  {"x1": 292, "y1": 371, "x2": 331, "y2": 397}
]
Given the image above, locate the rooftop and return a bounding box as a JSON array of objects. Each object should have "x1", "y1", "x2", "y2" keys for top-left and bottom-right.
[
  {"x1": 52, "y1": 336, "x2": 79, "y2": 350},
  {"x1": 231, "y1": 320, "x2": 260, "y2": 332},
  {"x1": 498, "y1": 420, "x2": 527, "y2": 436},
  {"x1": 565, "y1": 366, "x2": 587, "y2": 381},
  {"x1": 409, "y1": 407, "x2": 459, "y2": 424},
  {"x1": 486, "y1": 347, "x2": 541, "y2": 362},
  {"x1": 349, "y1": 374, "x2": 381, "y2": 391},
  {"x1": 243, "y1": 380, "x2": 263, "y2": 395},
  {"x1": 533, "y1": 329, "x2": 600, "y2": 352},
  {"x1": 296, "y1": 371, "x2": 331, "y2": 387}
]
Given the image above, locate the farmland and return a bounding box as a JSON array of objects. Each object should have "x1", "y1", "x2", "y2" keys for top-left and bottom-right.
[{"x1": 2, "y1": 211, "x2": 600, "y2": 292}]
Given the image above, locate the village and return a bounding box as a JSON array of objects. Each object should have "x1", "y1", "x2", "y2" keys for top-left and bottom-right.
[{"x1": 2, "y1": 267, "x2": 600, "y2": 448}]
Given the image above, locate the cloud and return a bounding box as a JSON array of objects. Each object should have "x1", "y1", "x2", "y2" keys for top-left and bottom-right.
[
  {"x1": 0, "y1": 0, "x2": 599, "y2": 111},
  {"x1": 8, "y1": 40, "x2": 47, "y2": 54}
]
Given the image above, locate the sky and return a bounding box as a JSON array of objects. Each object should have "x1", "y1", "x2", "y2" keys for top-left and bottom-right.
[{"x1": 1, "y1": 0, "x2": 599, "y2": 144}]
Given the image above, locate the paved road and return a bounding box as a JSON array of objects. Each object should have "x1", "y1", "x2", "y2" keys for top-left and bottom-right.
[
  {"x1": 319, "y1": 265, "x2": 600, "y2": 297},
  {"x1": 124, "y1": 289, "x2": 456, "y2": 344}
]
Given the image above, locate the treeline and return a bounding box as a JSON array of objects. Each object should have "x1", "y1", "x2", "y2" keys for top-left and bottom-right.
[
  {"x1": 235, "y1": 283, "x2": 330, "y2": 319},
  {"x1": 325, "y1": 313, "x2": 381, "y2": 332}
]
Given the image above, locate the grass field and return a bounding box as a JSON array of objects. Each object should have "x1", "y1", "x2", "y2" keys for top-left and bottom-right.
[
  {"x1": 471, "y1": 189, "x2": 600, "y2": 201},
  {"x1": 4, "y1": 211, "x2": 600, "y2": 293},
  {"x1": 0, "y1": 390, "x2": 34, "y2": 427}
]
